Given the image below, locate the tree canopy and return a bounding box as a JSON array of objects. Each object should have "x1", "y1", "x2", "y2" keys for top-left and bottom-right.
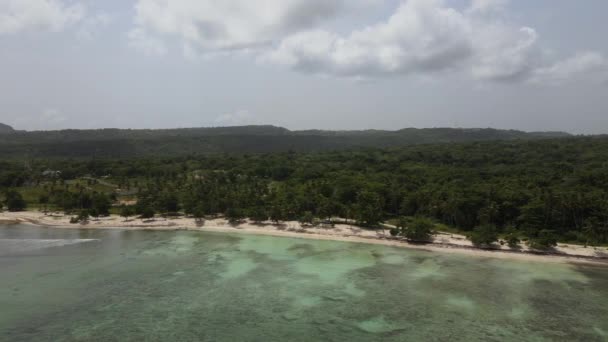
[{"x1": 2, "y1": 136, "x2": 608, "y2": 246}]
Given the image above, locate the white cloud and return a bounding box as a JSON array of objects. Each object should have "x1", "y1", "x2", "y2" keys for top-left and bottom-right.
[
  {"x1": 0, "y1": 0, "x2": 85, "y2": 35},
  {"x1": 214, "y1": 110, "x2": 258, "y2": 126},
  {"x1": 128, "y1": 27, "x2": 168, "y2": 56},
  {"x1": 467, "y1": 0, "x2": 509, "y2": 15},
  {"x1": 128, "y1": 0, "x2": 608, "y2": 85},
  {"x1": 471, "y1": 26, "x2": 540, "y2": 82},
  {"x1": 267, "y1": 0, "x2": 608, "y2": 84},
  {"x1": 76, "y1": 13, "x2": 112, "y2": 41},
  {"x1": 531, "y1": 51, "x2": 608, "y2": 85},
  {"x1": 266, "y1": 0, "x2": 472, "y2": 77},
  {"x1": 129, "y1": 0, "x2": 363, "y2": 54}
]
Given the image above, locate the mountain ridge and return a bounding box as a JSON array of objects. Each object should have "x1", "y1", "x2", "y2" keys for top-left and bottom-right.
[
  {"x1": 8, "y1": 124, "x2": 571, "y2": 137},
  {"x1": 0, "y1": 123, "x2": 15, "y2": 133},
  {"x1": 0, "y1": 125, "x2": 574, "y2": 158}
]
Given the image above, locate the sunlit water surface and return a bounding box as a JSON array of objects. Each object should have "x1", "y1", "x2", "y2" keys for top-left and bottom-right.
[{"x1": 1, "y1": 224, "x2": 607, "y2": 341}]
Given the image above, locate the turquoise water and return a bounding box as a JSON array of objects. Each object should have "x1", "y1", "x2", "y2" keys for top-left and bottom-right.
[{"x1": 1, "y1": 225, "x2": 607, "y2": 342}]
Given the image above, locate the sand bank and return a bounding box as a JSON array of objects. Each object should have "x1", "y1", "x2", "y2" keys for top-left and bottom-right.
[{"x1": 1, "y1": 211, "x2": 607, "y2": 266}]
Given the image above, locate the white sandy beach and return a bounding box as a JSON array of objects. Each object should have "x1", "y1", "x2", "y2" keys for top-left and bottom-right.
[{"x1": 1, "y1": 211, "x2": 607, "y2": 265}]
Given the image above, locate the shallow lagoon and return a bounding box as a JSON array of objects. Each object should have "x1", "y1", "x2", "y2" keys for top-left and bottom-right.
[{"x1": 1, "y1": 225, "x2": 607, "y2": 341}]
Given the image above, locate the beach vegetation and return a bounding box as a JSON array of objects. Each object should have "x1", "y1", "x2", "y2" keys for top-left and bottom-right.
[
  {"x1": 2, "y1": 137, "x2": 608, "y2": 246},
  {"x1": 4, "y1": 189, "x2": 27, "y2": 212},
  {"x1": 469, "y1": 224, "x2": 499, "y2": 247},
  {"x1": 403, "y1": 217, "x2": 434, "y2": 242}
]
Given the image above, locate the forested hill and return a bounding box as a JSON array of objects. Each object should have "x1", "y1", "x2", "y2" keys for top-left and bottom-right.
[
  {"x1": 2, "y1": 136, "x2": 608, "y2": 247},
  {"x1": 0, "y1": 125, "x2": 571, "y2": 158},
  {"x1": 0, "y1": 123, "x2": 14, "y2": 134}
]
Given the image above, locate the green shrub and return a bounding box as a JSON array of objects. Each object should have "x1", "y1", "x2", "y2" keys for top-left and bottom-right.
[
  {"x1": 528, "y1": 230, "x2": 558, "y2": 250},
  {"x1": 404, "y1": 217, "x2": 434, "y2": 242},
  {"x1": 469, "y1": 224, "x2": 499, "y2": 247}
]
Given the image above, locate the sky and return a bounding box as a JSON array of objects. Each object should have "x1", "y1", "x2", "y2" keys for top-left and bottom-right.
[{"x1": 1, "y1": 0, "x2": 607, "y2": 133}]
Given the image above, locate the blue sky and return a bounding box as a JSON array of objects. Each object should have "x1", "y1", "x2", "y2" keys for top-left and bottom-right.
[{"x1": 1, "y1": 0, "x2": 607, "y2": 133}]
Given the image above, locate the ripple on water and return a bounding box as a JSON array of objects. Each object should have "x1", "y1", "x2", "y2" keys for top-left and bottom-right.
[
  {"x1": 343, "y1": 282, "x2": 366, "y2": 297},
  {"x1": 484, "y1": 259, "x2": 591, "y2": 287},
  {"x1": 507, "y1": 306, "x2": 531, "y2": 320},
  {"x1": 0, "y1": 239, "x2": 98, "y2": 255},
  {"x1": 142, "y1": 234, "x2": 200, "y2": 257},
  {"x1": 380, "y1": 253, "x2": 410, "y2": 265},
  {"x1": 356, "y1": 316, "x2": 406, "y2": 334},
  {"x1": 445, "y1": 295, "x2": 476, "y2": 313},
  {"x1": 233, "y1": 235, "x2": 298, "y2": 261},
  {"x1": 220, "y1": 257, "x2": 259, "y2": 280},
  {"x1": 408, "y1": 258, "x2": 446, "y2": 280},
  {"x1": 594, "y1": 327, "x2": 607, "y2": 338},
  {"x1": 2, "y1": 227, "x2": 608, "y2": 342},
  {"x1": 293, "y1": 295, "x2": 323, "y2": 309},
  {"x1": 294, "y1": 249, "x2": 378, "y2": 284}
]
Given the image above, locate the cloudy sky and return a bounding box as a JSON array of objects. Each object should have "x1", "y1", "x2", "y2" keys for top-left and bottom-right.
[{"x1": 1, "y1": 0, "x2": 607, "y2": 133}]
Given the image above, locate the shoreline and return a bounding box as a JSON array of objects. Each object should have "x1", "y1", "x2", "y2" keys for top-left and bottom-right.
[{"x1": 1, "y1": 211, "x2": 607, "y2": 266}]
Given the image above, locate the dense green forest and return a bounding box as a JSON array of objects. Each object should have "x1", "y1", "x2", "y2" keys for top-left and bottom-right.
[
  {"x1": 0, "y1": 124, "x2": 570, "y2": 158},
  {"x1": 2, "y1": 135, "x2": 608, "y2": 249}
]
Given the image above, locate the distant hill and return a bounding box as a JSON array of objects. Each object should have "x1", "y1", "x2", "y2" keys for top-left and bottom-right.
[
  {"x1": 0, "y1": 123, "x2": 14, "y2": 134},
  {"x1": 0, "y1": 125, "x2": 573, "y2": 158}
]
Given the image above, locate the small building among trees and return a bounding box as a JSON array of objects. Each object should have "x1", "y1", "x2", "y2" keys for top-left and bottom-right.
[{"x1": 41, "y1": 170, "x2": 61, "y2": 178}]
